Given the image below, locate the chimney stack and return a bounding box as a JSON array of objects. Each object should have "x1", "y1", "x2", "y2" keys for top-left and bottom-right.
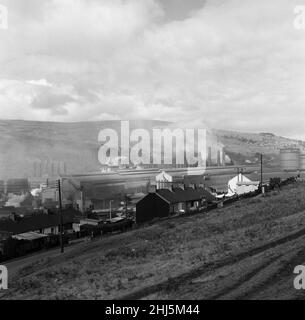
[{"x1": 10, "y1": 212, "x2": 17, "y2": 221}]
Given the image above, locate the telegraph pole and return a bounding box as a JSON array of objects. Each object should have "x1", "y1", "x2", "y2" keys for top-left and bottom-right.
[
  {"x1": 125, "y1": 195, "x2": 128, "y2": 218},
  {"x1": 260, "y1": 154, "x2": 263, "y2": 194},
  {"x1": 57, "y1": 179, "x2": 64, "y2": 253},
  {"x1": 109, "y1": 200, "x2": 113, "y2": 221}
]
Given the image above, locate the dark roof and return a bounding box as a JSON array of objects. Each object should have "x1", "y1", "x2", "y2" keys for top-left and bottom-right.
[
  {"x1": 183, "y1": 175, "x2": 204, "y2": 185},
  {"x1": 156, "y1": 189, "x2": 176, "y2": 203},
  {"x1": 80, "y1": 224, "x2": 97, "y2": 230},
  {"x1": 0, "y1": 207, "x2": 35, "y2": 216},
  {"x1": 0, "y1": 206, "x2": 15, "y2": 211},
  {"x1": 195, "y1": 187, "x2": 216, "y2": 203},
  {"x1": 0, "y1": 210, "x2": 78, "y2": 235},
  {"x1": 156, "y1": 187, "x2": 215, "y2": 204},
  {"x1": 171, "y1": 175, "x2": 184, "y2": 182}
]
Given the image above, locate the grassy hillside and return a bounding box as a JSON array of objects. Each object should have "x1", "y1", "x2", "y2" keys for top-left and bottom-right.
[
  {"x1": 2, "y1": 182, "x2": 305, "y2": 300},
  {"x1": 214, "y1": 129, "x2": 305, "y2": 166},
  {"x1": 0, "y1": 119, "x2": 304, "y2": 179}
]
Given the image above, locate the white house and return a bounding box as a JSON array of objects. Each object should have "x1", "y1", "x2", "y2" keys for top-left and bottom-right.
[
  {"x1": 236, "y1": 181, "x2": 260, "y2": 195},
  {"x1": 155, "y1": 171, "x2": 183, "y2": 189},
  {"x1": 227, "y1": 173, "x2": 259, "y2": 196}
]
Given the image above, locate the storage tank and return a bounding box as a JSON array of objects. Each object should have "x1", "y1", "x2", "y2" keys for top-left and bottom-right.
[
  {"x1": 299, "y1": 154, "x2": 305, "y2": 171},
  {"x1": 280, "y1": 148, "x2": 300, "y2": 171},
  {"x1": 0, "y1": 180, "x2": 4, "y2": 194}
]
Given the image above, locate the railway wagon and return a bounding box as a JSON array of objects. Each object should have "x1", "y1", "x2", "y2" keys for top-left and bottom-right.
[{"x1": 100, "y1": 218, "x2": 134, "y2": 234}]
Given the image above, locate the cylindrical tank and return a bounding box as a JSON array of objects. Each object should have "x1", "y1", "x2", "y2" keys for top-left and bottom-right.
[
  {"x1": 299, "y1": 154, "x2": 305, "y2": 171},
  {"x1": 280, "y1": 148, "x2": 300, "y2": 172},
  {"x1": 217, "y1": 150, "x2": 221, "y2": 166}
]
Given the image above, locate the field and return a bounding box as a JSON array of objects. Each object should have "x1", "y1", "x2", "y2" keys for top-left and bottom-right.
[{"x1": 3, "y1": 182, "x2": 305, "y2": 300}]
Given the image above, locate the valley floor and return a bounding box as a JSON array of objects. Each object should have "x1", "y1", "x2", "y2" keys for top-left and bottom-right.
[{"x1": 2, "y1": 182, "x2": 305, "y2": 300}]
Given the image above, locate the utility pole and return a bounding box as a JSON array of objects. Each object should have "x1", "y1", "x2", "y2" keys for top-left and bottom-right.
[
  {"x1": 57, "y1": 179, "x2": 64, "y2": 253},
  {"x1": 125, "y1": 195, "x2": 128, "y2": 218},
  {"x1": 80, "y1": 185, "x2": 84, "y2": 216},
  {"x1": 260, "y1": 154, "x2": 263, "y2": 194},
  {"x1": 109, "y1": 200, "x2": 113, "y2": 221}
]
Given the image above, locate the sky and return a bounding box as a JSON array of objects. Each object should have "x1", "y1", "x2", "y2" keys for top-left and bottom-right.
[{"x1": 0, "y1": 0, "x2": 305, "y2": 139}]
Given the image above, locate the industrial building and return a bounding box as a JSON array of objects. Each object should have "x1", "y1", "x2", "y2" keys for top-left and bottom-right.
[
  {"x1": 6, "y1": 179, "x2": 30, "y2": 195},
  {"x1": 58, "y1": 164, "x2": 258, "y2": 214},
  {"x1": 280, "y1": 147, "x2": 305, "y2": 172},
  {"x1": 61, "y1": 167, "x2": 208, "y2": 212},
  {"x1": 155, "y1": 171, "x2": 205, "y2": 190},
  {"x1": 299, "y1": 153, "x2": 305, "y2": 171}
]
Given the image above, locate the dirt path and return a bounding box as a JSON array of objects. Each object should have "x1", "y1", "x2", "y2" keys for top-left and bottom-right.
[
  {"x1": 118, "y1": 227, "x2": 305, "y2": 300},
  {"x1": 234, "y1": 248, "x2": 305, "y2": 300},
  {"x1": 206, "y1": 254, "x2": 283, "y2": 300}
]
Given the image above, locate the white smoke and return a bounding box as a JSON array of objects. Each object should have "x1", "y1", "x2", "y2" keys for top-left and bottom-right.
[
  {"x1": 31, "y1": 188, "x2": 42, "y2": 197},
  {"x1": 30, "y1": 183, "x2": 46, "y2": 196},
  {"x1": 5, "y1": 193, "x2": 27, "y2": 208}
]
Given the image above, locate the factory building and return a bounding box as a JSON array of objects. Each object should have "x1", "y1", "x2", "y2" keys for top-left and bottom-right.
[
  {"x1": 41, "y1": 187, "x2": 58, "y2": 203},
  {"x1": 299, "y1": 154, "x2": 305, "y2": 171},
  {"x1": 6, "y1": 179, "x2": 30, "y2": 195},
  {"x1": 0, "y1": 181, "x2": 5, "y2": 194},
  {"x1": 155, "y1": 170, "x2": 205, "y2": 190}
]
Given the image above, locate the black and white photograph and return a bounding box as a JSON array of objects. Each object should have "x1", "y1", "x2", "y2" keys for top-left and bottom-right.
[{"x1": 1, "y1": 0, "x2": 305, "y2": 304}]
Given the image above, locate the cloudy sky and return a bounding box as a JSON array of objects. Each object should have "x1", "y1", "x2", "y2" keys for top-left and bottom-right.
[{"x1": 0, "y1": 0, "x2": 305, "y2": 139}]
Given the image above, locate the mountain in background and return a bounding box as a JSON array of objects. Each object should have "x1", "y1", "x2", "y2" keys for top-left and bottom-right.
[
  {"x1": 0, "y1": 119, "x2": 304, "y2": 179},
  {"x1": 213, "y1": 129, "x2": 305, "y2": 167}
]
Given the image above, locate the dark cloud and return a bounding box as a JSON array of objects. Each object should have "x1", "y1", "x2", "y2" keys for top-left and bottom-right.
[
  {"x1": 31, "y1": 91, "x2": 73, "y2": 115},
  {"x1": 158, "y1": 0, "x2": 206, "y2": 21}
]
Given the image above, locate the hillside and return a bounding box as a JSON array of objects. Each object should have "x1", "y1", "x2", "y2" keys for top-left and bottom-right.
[
  {"x1": 0, "y1": 119, "x2": 304, "y2": 179},
  {"x1": 0, "y1": 120, "x2": 169, "y2": 179},
  {"x1": 214, "y1": 129, "x2": 305, "y2": 155},
  {"x1": 214, "y1": 129, "x2": 305, "y2": 167},
  {"x1": 2, "y1": 182, "x2": 305, "y2": 300}
]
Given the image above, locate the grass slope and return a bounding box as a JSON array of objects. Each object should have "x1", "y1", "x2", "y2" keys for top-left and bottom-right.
[{"x1": 2, "y1": 182, "x2": 305, "y2": 300}]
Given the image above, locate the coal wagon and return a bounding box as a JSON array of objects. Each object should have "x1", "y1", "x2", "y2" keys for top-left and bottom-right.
[{"x1": 100, "y1": 217, "x2": 134, "y2": 235}]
